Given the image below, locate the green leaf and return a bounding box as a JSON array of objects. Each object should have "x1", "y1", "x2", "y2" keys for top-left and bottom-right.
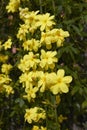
[
  {"x1": 82, "y1": 100, "x2": 87, "y2": 109},
  {"x1": 15, "y1": 98, "x2": 25, "y2": 107},
  {"x1": 71, "y1": 86, "x2": 80, "y2": 95},
  {"x1": 71, "y1": 25, "x2": 81, "y2": 36}
]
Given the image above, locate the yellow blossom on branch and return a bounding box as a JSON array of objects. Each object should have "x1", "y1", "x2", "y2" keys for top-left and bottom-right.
[
  {"x1": 19, "y1": 7, "x2": 29, "y2": 21},
  {"x1": 0, "y1": 54, "x2": 8, "y2": 63},
  {"x1": 38, "y1": 71, "x2": 48, "y2": 92},
  {"x1": 23, "y1": 39, "x2": 41, "y2": 52},
  {"x1": 3, "y1": 38, "x2": 12, "y2": 50},
  {"x1": 1, "y1": 64, "x2": 12, "y2": 74},
  {"x1": 23, "y1": 86, "x2": 38, "y2": 102},
  {"x1": 4, "y1": 3, "x2": 73, "y2": 129},
  {"x1": 18, "y1": 52, "x2": 40, "y2": 72},
  {"x1": 24, "y1": 107, "x2": 46, "y2": 123},
  {"x1": 0, "y1": 74, "x2": 11, "y2": 84},
  {"x1": 6, "y1": 0, "x2": 20, "y2": 13},
  {"x1": 40, "y1": 31, "x2": 53, "y2": 49},
  {"x1": 36, "y1": 13, "x2": 55, "y2": 31},
  {"x1": 19, "y1": 72, "x2": 33, "y2": 88},
  {"x1": 51, "y1": 28, "x2": 70, "y2": 47},
  {"x1": 3, "y1": 85, "x2": 14, "y2": 96},
  {"x1": 0, "y1": 74, "x2": 12, "y2": 94},
  {"x1": 19, "y1": 8, "x2": 39, "y2": 33},
  {"x1": 50, "y1": 69, "x2": 72, "y2": 94},
  {"x1": 17, "y1": 24, "x2": 29, "y2": 41},
  {"x1": 40, "y1": 49, "x2": 58, "y2": 70}
]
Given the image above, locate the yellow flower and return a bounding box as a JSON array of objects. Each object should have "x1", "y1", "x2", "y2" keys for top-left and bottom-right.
[
  {"x1": 50, "y1": 69, "x2": 72, "y2": 94},
  {"x1": 3, "y1": 38, "x2": 12, "y2": 50},
  {"x1": 1, "y1": 64, "x2": 12, "y2": 74},
  {"x1": 25, "y1": 11, "x2": 39, "y2": 25},
  {"x1": 18, "y1": 55, "x2": 30, "y2": 72},
  {"x1": 17, "y1": 24, "x2": 29, "y2": 41},
  {"x1": 51, "y1": 29, "x2": 69, "y2": 47},
  {"x1": 40, "y1": 31, "x2": 53, "y2": 49},
  {"x1": 58, "y1": 114, "x2": 67, "y2": 123},
  {"x1": 40, "y1": 49, "x2": 58, "y2": 70},
  {"x1": 19, "y1": 7, "x2": 29, "y2": 21},
  {"x1": 25, "y1": 52, "x2": 40, "y2": 70},
  {"x1": 18, "y1": 52, "x2": 40, "y2": 72},
  {"x1": 0, "y1": 74, "x2": 11, "y2": 84},
  {"x1": 6, "y1": 0, "x2": 20, "y2": 13},
  {"x1": 23, "y1": 86, "x2": 38, "y2": 102},
  {"x1": 22, "y1": 40, "x2": 30, "y2": 51},
  {"x1": 19, "y1": 72, "x2": 33, "y2": 88},
  {"x1": 38, "y1": 71, "x2": 48, "y2": 92},
  {"x1": 27, "y1": 52, "x2": 40, "y2": 69},
  {"x1": 0, "y1": 54, "x2": 8, "y2": 63},
  {"x1": 21, "y1": 10, "x2": 39, "y2": 25},
  {"x1": 32, "y1": 126, "x2": 39, "y2": 130},
  {"x1": 26, "y1": 11, "x2": 39, "y2": 33},
  {"x1": 24, "y1": 107, "x2": 46, "y2": 124},
  {"x1": 36, "y1": 13, "x2": 55, "y2": 31},
  {"x1": 24, "y1": 108, "x2": 34, "y2": 123},
  {"x1": 46, "y1": 72, "x2": 57, "y2": 87},
  {"x1": 0, "y1": 74, "x2": 12, "y2": 94},
  {"x1": 19, "y1": 8, "x2": 39, "y2": 33},
  {"x1": 40, "y1": 29, "x2": 69, "y2": 48},
  {"x1": 23, "y1": 39, "x2": 41, "y2": 52},
  {"x1": 3, "y1": 85, "x2": 14, "y2": 96}
]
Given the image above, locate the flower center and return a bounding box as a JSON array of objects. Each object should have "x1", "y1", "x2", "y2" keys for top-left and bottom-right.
[{"x1": 57, "y1": 78, "x2": 62, "y2": 83}]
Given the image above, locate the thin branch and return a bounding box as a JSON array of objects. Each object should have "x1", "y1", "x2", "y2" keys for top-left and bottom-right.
[{"x1": 39, "y1": 0, "x2": 43, "y2": 13}]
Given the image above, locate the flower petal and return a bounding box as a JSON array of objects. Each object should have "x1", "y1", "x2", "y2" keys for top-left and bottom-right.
[
  {"x1": 57, "y1": 69, "x2": 65, "y2": 78},
  {"x1": 60, "y1": 83, "x2": 69, "y2": 93},
  {"x1": 63, "y1": 76, "x2": 72, "y2": 83},
  {"x1": 50, "y1": 84, "x2": 60, "y2": 95}
]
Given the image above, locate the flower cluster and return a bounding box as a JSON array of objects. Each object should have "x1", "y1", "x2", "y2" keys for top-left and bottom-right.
[
  {"x1": 1, "y1": 1, "x2": 73, "y2": 129},
  {"x1": 19, "y1": 69, "x2": 72, "y2": 101},
  {"x1": 6, "y1": 0, "x2": 28, "y2": 13},
  {"x1": 0, "y1": 38, "x2": 12, "y2": 50},
  {"x1": 6, "y1": 0, "x2": 20, "y2": 13},
  {"x1": 17, "y1": 8, "x2": 72, "y2": 100},
  {"x1": 0, "y1": 74, "x2": 14, "y2": 96},
  {"x1": 0, "y1": 38, "x2": 13, "y2": 95},
  {"x1": 24, "y1": 107, "x2": 46, "y2": 123}
]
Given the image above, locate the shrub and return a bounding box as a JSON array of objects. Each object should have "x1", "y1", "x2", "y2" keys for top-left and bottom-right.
[{"x1": 0, "y1": 0, "x2": 87, "y2": 130}]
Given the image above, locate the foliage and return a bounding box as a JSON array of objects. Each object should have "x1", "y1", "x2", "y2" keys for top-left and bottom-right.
[{"x1": 0, "y1": 0, "x2": 87, "y2": 130}]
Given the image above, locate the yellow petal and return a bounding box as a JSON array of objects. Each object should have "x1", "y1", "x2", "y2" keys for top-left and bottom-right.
[
  {"x1": 60, "y1": 83, "x2": 69, "y2": 93},
  {"x1": 46, "y1": 72, "x2": 57, "y2": 85},
  {"x1": 57, "y1": 69, "x2": 65, "y2": 78},
  {"x1": 63, "y1": 76, "x2": 72, "y2": 83},
  {"x1": 50, "y1": 85, "x2": 60, "y2": 95}
]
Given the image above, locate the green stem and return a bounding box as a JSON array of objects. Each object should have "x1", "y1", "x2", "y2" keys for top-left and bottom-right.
[
  {"x1": 52, "y1": 0, "x2": 56, "y2": 15},
  {"x1": 0, "y1": 109, "x2": 4, "y2": 127},
  {"x1": 23, "y1": 121, "x2": 25, "y2": 130},
  {"x1": 54, "y1": 96, "x2": 60, "y2": 130},
  {"x1": 39, "y1": 0, "x2": 43, "y2": 13}
]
